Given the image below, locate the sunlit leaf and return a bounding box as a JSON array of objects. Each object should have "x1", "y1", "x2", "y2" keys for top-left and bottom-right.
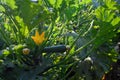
[
  {"x1": 95, "y1": 6, "x2": 115, "y2": 22},
  {"x1": 48, "y1": 0, "x2": 55, "y2": 6},
  {"x1": 0, "y1": 5, "x2": 5, "y2": 12},
  {"x1": 104, "y1": 0, "x2": 117, "y2": 10},
  {"x1": 4, "y1": 0, "x2": 17, "y2": 9},
  {"x1": 80, "y1": 0, "x2": 92, "y2": 5},
  {"x1": 111, "y1": 17, "x2": 120, "y2": 26}
]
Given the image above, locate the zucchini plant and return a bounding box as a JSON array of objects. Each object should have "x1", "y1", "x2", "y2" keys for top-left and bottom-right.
[{"x1": 0, "y1": 0, "x2": 120, "y2": 80}]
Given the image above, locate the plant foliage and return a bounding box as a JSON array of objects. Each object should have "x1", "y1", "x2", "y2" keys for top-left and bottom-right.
[{"x1": 0, "y1": 0, "x2": 120, "y2": 80}]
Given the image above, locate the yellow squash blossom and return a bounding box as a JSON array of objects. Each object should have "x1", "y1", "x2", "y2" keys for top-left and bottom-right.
[{"x1": 31, "y1": 30, "x2": 45, "y2": 45}]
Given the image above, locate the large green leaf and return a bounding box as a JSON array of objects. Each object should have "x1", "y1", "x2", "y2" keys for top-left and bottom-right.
[
  {"x1": 104, "y1": 0, "x2": 117, "y2": 10},
  {"x1": 65, "y1": 5, "x2": 78, "y2": 20},
  {"x1": 15, "y1": 0, "x2": 49, "y2": 29},
  {"x1": 95, "y1": 6, "x2": 115, "y2": 22}
]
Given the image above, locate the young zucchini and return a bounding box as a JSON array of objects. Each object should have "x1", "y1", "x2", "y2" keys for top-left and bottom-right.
[{"x1": 43, "y1": 45, "x2": 70, "y2": 53}]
